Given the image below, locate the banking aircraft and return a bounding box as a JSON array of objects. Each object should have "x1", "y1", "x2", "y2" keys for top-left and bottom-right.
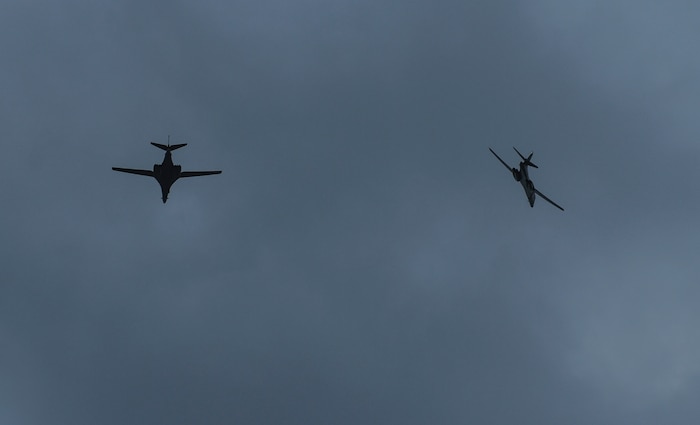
[{"x1": 489, "y1": 147, "x2": 564, "y2": 211}]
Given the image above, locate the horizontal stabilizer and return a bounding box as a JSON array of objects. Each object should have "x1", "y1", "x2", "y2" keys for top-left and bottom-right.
[
  {"x1": 180, "y1": 170, "x2": 222, "y2": 178},
  {"x1": 112, "y1": 167, "x2": 154, "y2": 177},
  {"x1": 151, "y1": 142, "x2": 187, "y2": 152},
  {"x1": 513, "y1": 147, "x2": 538, "y2": 168}
]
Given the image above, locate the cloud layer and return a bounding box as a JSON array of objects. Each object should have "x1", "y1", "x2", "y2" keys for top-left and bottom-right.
[{"x1": 1, "y1": 1, "x2": 699, "y2": 424}]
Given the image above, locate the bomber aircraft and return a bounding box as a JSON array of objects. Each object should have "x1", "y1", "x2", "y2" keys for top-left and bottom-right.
[
  {"x1": 113, "y1": 138, "x2": 222, "y2": 203},
  {"x1": 489, "y1": 147, "x2": 564, "y2": 211}
]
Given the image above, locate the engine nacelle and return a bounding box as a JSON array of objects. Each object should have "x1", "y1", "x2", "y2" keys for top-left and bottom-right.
[{"x1": 512, "y1": 168, "x2": 521, "y2": 181}]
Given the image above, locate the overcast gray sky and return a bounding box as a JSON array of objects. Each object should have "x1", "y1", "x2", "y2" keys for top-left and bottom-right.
[{"x1": 2, "y1": 0, "x2": 700, "y2": 423}]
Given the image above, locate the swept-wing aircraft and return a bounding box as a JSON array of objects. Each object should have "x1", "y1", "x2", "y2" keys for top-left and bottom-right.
[
  {"x1": 489, "y1": 147, "x2": 564, "y2": 211},
  {"x1": 113, "y1": 138, "x2": 222, "y2": 203}
]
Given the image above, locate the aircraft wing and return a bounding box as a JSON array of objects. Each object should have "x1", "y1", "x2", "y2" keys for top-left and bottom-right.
[
  {"x1": 180, "y1": 170, "x2": 222, "y2": 178},
  {"x1": 534, "y1": 188, "x2": 564, "y2": 211},
  {"x1": 489, "y1": 148, "x2": 513, "y2": 172},
  {"x1": 112, "y1": 167, "x2": 154, "y2": 177}
]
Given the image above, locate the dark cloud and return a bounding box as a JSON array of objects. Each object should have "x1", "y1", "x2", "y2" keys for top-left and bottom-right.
[{"x1": 1, "y1": 0, "x2": 699, "y2": 424}]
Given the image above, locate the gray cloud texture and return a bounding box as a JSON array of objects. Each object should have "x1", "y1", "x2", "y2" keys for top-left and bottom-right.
[{"x1": 1, "y1": 0, "x2": 700, "y2": 423}]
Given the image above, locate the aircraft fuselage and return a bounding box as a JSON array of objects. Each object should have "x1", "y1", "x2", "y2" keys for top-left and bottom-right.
[
  {"x1": 513, "y1": 162, "x2": 536, "y2": 207},
  {"x1": 153, "y1": 151, "x2": 182, "y2": 203}
]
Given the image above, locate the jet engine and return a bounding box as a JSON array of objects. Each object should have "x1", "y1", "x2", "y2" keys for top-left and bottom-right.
[{"x1": 511, "y1": 168, "x2": 521, "y2": 181}]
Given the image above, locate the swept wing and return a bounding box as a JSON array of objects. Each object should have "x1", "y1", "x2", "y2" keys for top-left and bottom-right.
[
  {"x1": 112, "y1": 167, "x2": 154, "y2": 177},
  {"x1": 534, "y1": 188, "x2": 564, "y2": 211},
  {"x1": 180, "y1": 170, "x2": 222, "y2": 178},
  {"x1": 488, "y1": 148, "x2": 513, "y2": 172}
]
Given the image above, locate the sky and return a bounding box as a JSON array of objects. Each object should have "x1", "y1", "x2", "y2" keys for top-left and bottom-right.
[{"x1": 1, "y1": 0, "x2": 700, "y2": 423}]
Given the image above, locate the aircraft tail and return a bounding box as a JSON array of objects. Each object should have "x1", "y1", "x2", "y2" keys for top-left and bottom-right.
[
  {"x1": 513, "y1": 147, "x2": 538, "y2": 168},
  {"x1": 151, "y1": 142, "x2": 187, "y2": 152}
]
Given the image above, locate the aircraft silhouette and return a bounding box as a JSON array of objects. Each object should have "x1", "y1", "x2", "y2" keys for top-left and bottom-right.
[
  {"x1": 489, "y1": 147, "x2": 564, "y2": 211},
  {"x1": 113, "y1": 139, "x2": 222, "y2": 203}
]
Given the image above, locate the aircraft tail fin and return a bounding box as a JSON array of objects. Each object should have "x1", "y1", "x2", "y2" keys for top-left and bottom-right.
[
  {"x1": 151, "y1": 142, "x2": 187, "y2": 152},
  {"x1": 513, "y1": 147, "x2": 538, "y2": 168}
]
